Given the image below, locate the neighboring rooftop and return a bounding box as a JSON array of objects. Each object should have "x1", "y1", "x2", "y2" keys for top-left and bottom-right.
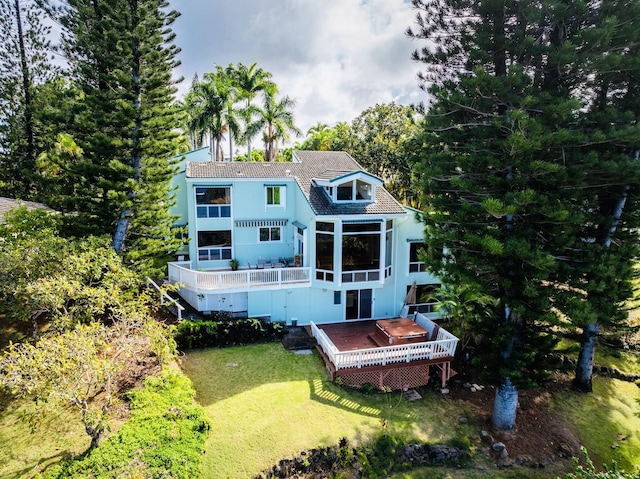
[
  {"x1": 185, "y1": 150, "x2": 407, "y2": 216},
  {"x1": 0, "y1": 197, "x2": 51, "y2": 223}
]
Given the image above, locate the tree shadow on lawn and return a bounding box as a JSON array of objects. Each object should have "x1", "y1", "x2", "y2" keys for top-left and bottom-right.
[
  {"x1": 180, "y1": 342, "x2": 469, "y2": 429},
  {"x1": 0, "y1": 398, "x2": 90, "y2": 479},
  {"x1": 553, "y1": 376, "x2": 640, "y2": 471},
  {"x1": 3, "y1": 450, "x2": 71, "y2": 479},
  {"x1": 179, "y1": 342, "x2": 331, "y2": 405}
]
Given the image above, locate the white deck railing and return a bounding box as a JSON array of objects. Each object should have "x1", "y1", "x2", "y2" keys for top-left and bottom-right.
[
  {"x1": 310, "y1": 317, "x2": 458, "y2": 371},
  {"x1": 168, "y1": 261, "x2": 311, "y2": 292},
  {"x1": 146, "y1": 277, "x2": 185, "y2": 321}
]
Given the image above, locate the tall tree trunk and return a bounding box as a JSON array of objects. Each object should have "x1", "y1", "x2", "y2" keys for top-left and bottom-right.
[
  {"x1": 246, "y1": 99, "x2": 252, "y2": 161},
  {"x1": 215, "y1": 135, "x2": 223, "y2": 161},
  {"x1": 209, "y1": 130, "x2": 214, "y2": 161},
  {"x1": 574, "y1": 322, "x2": 599, "y2": 392},
  {"x1": 15, "y1": 0, "x2": 35, "y2": 195},
  {"x1": 574, "y1": 149, "x2": 639, "y2": 390},
  {"x1": 113, "y1": 14, "x2": 142, "y2": 253},
  {"x1": 492, "y1": 377, "x2": 518, "y2": 430}
]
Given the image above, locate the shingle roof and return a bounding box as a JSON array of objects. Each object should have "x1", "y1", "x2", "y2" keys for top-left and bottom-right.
[
  {"x1": 0, "y1": 197, "x2": 51, "y2": 223},
  {"x1": 186, "y1": 151, "x2": 407, "y2": 216}
]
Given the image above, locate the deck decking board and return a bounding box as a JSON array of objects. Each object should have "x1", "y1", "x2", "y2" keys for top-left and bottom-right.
[{"x1": 316, "y1": 321, "x2": 381, "y2": 351}]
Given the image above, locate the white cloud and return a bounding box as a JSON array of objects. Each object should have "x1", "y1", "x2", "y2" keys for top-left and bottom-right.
[{"x1": 170, "y1": 0, "x2": 425, "y2": 149}]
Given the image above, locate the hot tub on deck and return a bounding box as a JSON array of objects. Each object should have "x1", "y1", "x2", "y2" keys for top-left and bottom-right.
[{"x1": 375, "y1": 317, "x2": 428, "y2": 345}]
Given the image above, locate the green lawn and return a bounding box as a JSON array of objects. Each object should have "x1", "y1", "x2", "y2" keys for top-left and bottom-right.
[
  {"x1": 182, "y1": 342, "x2": 640, "y2": 479},
  {"x1": 180, "y1": 343, "x2": 479, "y2": 478},
  {"x1": 552, "y1": 377, "x2": 640, "y2": 472},
  {"x1": 0, "y1": 392, "x2": 90, "y2": 478},
  {"x1": 2, "y1": 340, "x2": 638, "y2": 478},
  {"x1": 182, "y1": 343, "x2": 472, "y2": 479}
]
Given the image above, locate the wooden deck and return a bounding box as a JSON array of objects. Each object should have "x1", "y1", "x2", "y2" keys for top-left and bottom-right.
[
  {"x1": 311, "y1": 315, "x2": 459, "y2": 391},
  {"x1": 313, "y1": 321, "x2": 381, "y2": 351}
]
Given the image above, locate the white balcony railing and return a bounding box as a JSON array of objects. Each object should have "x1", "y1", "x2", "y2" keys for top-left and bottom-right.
[
  {"x1": 168, "y1": 261, "x2": 311, "y2": 292},
  {"x1": 310, "y1": 315, "x2": 458, "y2": 371}
]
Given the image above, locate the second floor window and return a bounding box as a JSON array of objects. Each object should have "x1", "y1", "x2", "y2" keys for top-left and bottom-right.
[
  {"x1": 342, "y1": 222, "x2": 381, "y2": 282},
  {"x1": 266, "y1": 186, "x2": 284, "y2": 206},
  {"x1": 409, "y1": 242, "x2": 427, "y2": 273},
  {"x1": 196, "y1": 187, "x2": 231, "y2": 218},
  {"x1": 197, "y1": 230, "x2": 232, "y2": 261}
]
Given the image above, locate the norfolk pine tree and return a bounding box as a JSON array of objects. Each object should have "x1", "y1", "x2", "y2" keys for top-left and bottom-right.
[
  {"x1": 110, "y1": 0, "x2": 184, "y2": 273},
  {"x1": 0, "y1": 0, "x2": 58, "y2": 198},
  {"x1": 58, "y1": 0, "x2": 135, "y2": 237},
  {"x1": 406, "y1": 0, "x2": 624, "y2": 429},
  {"x1": 555, "y1": 0, "x2": 640, "y2": 392},
  {"x1": 60, "y1": 0, "x2": 183, "y2": 274}
]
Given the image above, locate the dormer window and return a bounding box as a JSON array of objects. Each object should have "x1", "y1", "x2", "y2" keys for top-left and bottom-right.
[
  {"x1": 335, "y1": 179, "x2": 373, "y2": 202},
  {"x1": 314, "y1": 170, "x2": 381, "y2": 204}
]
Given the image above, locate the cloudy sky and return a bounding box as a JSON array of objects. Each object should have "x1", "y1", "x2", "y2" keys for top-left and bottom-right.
[{"x1": 169, "y1": 0, "x2": 427, "y2": 147}]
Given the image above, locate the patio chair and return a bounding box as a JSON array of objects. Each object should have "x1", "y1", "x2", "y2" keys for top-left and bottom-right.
[
  {"x1": 271, "y1": 257, "x2": 282, "y2": 268},
  {"x1": 257, "y1": 257, "x2": 265, "y2": 269}
]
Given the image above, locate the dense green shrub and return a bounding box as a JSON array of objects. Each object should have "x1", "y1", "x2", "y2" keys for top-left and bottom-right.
[
  {"x1": 38, "y1": 368, "x2": 210, "y2": 479},
  {"x1": 359, "y1": 433, "x2": 407, "y2": 478},
  {"x1": 174, "y1": 315, "x2": 284, "y2": 349}
]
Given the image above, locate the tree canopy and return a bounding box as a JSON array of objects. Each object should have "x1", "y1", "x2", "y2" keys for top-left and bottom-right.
[
  {"x1": 407, "y1": 0, "x2": 640, "y2": 429},
  {"x1": 184, "y1": 63, "x2": 301, "y2": 163},
  {"x1": 297, "y1": 103, "x2": 421, "y2": 204},
  {"x1": 0, "y1": 0, "x2": 59, "y2": 198},
  {"x1": 0, "y1": 209, "x2": 175, "y2": 449}
]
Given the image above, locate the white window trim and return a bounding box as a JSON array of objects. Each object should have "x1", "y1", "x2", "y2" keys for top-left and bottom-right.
[
  {"x1": 331, "y1": 180, "x2": 375, "y2": 203},
  {"x1": 266, "y1": 185, "x2": 285, "y2": 208},
  {"x1": 258, "y1": 226, "x2": 283, "y2": 242},
  {"x1": 408, "y1": 241, "x2": 427, "y2": 273}
]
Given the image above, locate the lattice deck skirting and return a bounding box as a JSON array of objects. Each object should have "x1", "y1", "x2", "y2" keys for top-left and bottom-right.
[
  {"x1": 336, "y1": 363, "x2": 432, "y2": 391},
  {"x1": 316, "y1": 344, "x2": 455, "y2": 391}
]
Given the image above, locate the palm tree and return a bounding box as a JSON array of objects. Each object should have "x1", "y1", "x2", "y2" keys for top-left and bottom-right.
[
  {"x1": 185, "y1": 70, "x2": 238, "y2": 161},
  {"x1": 213, "y1": 66, "x2": 241, "y2": 162},
  {"x1": 306, "y1": 122, "x2": 329, "y2": 137},
  {"x1": 305, "y1": 122, "x2": 331, "y2": 151},
  {"x1": 249, "y1": 87, "x2": 301, "y2": 162},
  {"x1": 227, "y1": 62, "x2": 274, "y2": 161}
]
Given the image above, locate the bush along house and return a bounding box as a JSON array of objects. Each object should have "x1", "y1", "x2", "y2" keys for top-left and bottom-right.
[{"x1": 168, "y1": 149, "x2": 458, "y2": 390}]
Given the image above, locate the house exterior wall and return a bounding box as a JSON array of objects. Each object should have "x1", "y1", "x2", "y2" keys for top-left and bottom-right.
[
  {"x1": 170, "y1": 147, "x2": 211, "y2": 229},
  {"x1": 168, "y1": 150, "x2": 442, "y2": 325},
  {"x1": 183, "y1": 177, "x2": 312, "y2": 270}
]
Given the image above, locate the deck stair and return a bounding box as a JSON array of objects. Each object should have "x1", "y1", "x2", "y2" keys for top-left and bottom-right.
[
  {"x1": 367, "y1": 333, "x2": 388, "y2": 348},
  {"x1": 148, "y1": 277, "x2": 201, "y2": 321},
  {"x1": 281, "y1": 326, "x2": 317, "y2": 350}
]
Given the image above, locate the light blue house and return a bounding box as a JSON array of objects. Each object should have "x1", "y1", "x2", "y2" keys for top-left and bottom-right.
[{"x1": 167, "y1": 150, "x2": 441, "y2": 326}]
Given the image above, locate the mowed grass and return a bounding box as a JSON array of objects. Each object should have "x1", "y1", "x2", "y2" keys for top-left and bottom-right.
[
  {"x1": 180, "y1": 343, "x2": 478, "y2": 479},
  {"x1": 552, "y1": 376, "x2": 640, "y2": 472},
  {"x1": 1, "y1": 340, "x2": 638, "y2": 478},
  {"x1": 0, "y1": 393, "x2": 90, "y2": 479},
  {"x1": 595, "y1": 346, "x2": 640, "y2": 377}
]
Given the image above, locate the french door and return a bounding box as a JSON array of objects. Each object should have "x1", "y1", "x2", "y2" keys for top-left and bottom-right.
[{"x1": 346, "y1": 289, "x2": 372, "y2": 320}]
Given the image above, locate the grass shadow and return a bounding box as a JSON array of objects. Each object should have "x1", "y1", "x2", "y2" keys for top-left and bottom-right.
[
  {"x1": 308, "y1": 378, "x2": 383, "y2": 418},
  {"x1": 3, "y1": 450, "x2": 71, "y2": 479},
  {"x1": 179, "y1": 342, "x2": 328, "y2": 405},
  {"x1": 552, "y1": 375, "x2": 640, "y2": 471}
]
